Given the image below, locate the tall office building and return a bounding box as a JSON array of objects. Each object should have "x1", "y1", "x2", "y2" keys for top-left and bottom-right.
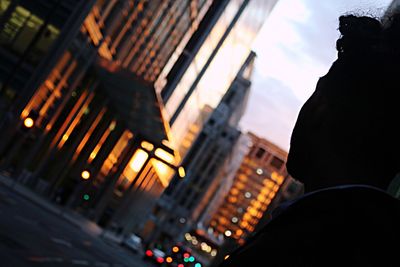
[
  {"x1": 205, "y1": 133, "x2": 293, "y2": 245},
  {"x1": 0, "y1": 0, "x2": 233, "y2": 234},
  {"x1": 180, "y1": 133, "x2": 303, "y2": 267},
  {"x1": 160, "y1": 0, "x2": 278, "y2": 158},
  {"x1": 0, "y1": 0, "x2": 94, "y2": 118},
  {"x1": 141, "y1": 52, "x2": 256, "y2": 251}
]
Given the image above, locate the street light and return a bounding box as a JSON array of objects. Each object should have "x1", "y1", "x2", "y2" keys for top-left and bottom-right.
[
  {"x1": 178, "y1": 166, "x2": 185, "y2": 178},
  {"x1": 81, "y1": 170, "x2": 91, "y2": 180},
  {"x1": 23, "y1": 117, "x2": 34, "y2": 128}
]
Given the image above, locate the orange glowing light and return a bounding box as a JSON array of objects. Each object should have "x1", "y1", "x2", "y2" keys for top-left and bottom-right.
[
  {"x1": 81, "y1": 170, "x2": 91, "y2": 180},
  {"x1": 166, "y1": 257, "x2": 173, "y2": 263},
  {"x1": 141, "y1": 141, "x2": 154, "y2": 151},
  {"x1": 23, "y1": 117, "x2": 34, "y2": 128},
  {"x1": 129, "y1": 149, "x2": 149, "y2": 172},
  {"x1": 155, "y1": 148, "x2": 174, "y2": 164},
  {"x1": 178, "y1": 166, "x2": 185, "y2": 178},
  {"x1": 172, "y1": 246, "x2": 179, "y2": 253}
]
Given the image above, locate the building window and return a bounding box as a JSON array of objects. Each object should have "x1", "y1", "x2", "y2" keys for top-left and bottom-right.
[
  {"x1": 255, "y1": 147, "x2": 265, "y2": 159},
  {"x1": 0, "y1": 5, "x2": 59, "y2": 62},
  {"x1": 270, "y1": 156, "x2": 284, "y2": 170},
  {"x1": 0, "y1": 0, "x2": 11, "y2": 16}
]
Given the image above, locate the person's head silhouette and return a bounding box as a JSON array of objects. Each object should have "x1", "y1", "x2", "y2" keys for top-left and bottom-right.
[{"x1": 286, "y1": 13, "x2": 400, "y2": 193}]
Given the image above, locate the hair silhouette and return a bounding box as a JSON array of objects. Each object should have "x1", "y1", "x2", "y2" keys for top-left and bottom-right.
[{"x1": 286, "y1": 13, "x2": 400, "y2": 192}]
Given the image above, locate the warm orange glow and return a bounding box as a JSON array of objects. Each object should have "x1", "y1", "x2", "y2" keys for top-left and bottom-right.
[
  {"x1": 240, "y1": 221, "x2": 248, "y2": 228},
  {"x1": 166, "y1": 257, "x2": 173, "y2": 263},
  {"x1": 228, "y1": 196, "x2": 237, "y2": 203},
  {"x1": 129, "y1": 149, "x2": 149, "y2": 172},
  {"x1": 243, "y1": 214, "x2": 251, "y2": 221},
  {"x1": 238, "y1": 174, "x2": 248, "y2": 182},
  {"x1": 84, "y1": 12, "x2": 103, "y2": 45},
  {"x1": 231, "y1": 188, "x2": 239, "y2": 195},
  {"x1": 152, "y1": 159, "x2": 173, "y2": 187},
  {"x1": 264, "y1": 180, "x2": 275, "y2": 189},
  {"x1": 99, "y1": 130, "x2": 132, "y2": 177},
  {"x1": 155, "y1": 148, "x2": 175, "y2": 164},
  {"x1": 81, "y1": 170, "x2": 90, "y2": 180},
  {"x1": 224, "y1": 255, "x2": 230, "y2": 260},
  {"x1": 88, "y1": 125, "x2": 112, "y2": 163},
  {"x1": 57, "y1": 93, "x2": 94, "y2": 149},
  {"x1": 141, "y1": 141, "x2": 154, "y2": 151},
  {"x1": 62, "y1": 134, "x2": 69, "y2": 141},
  {"x1": 257, "y1": 194, "x2": 266, "y2": 202},
  {"x1": 271, "y1": 171, "x2": 285, "y2": 184},
  {"x1": 23, "y1": 117, "x2": 34, "y2": 128},
  {"x1": 74, "y1": 108, "x2": 106, "y2": 161},
  {"x1": 273, "y1": 184, "x2": 280, "y2": 192},
  {"x1": 109, "y1": 120, "x2": 116, "y2": 131},
  {"x1": 178, "y1": 166, "x2": 185, "y2": 178},
  {"x1": 98, "y1": 42, "x2": 113, "y2": 59},
  {"x1": 21, "y1": 52, "x2": 74, "y2": 124},
  {"x1": 172, "y1": 246, "x2": 179, "y2": 253},
  {"x1": 236, "y1": 182, "x2": 245, "y2": 189}
]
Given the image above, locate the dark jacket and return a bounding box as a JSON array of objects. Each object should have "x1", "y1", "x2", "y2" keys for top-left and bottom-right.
[{"x1": 219, "y1": 185, "x2": 400, "y2": 266}]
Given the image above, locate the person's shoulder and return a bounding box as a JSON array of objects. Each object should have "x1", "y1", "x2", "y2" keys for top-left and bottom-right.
[
  {"x1": 275, "y1": 185, "x2": 400, "y2": 219},
  {"x1": 219, "y1": 186, "x2": 400, "y2": 267}
]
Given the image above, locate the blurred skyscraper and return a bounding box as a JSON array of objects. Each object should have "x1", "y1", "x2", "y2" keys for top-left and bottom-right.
[
  {"x1": 0, "y1": 0, "x2": 279, "y2": 244},
  {"x1": 0, "y1": 0, "x2": 254, "y2": 229},
  {"x1": 142, "y1": 52, "x2": 257, "y2": 252},
  {"x1": 160, "y1": 0, "x2": 278, "y2": 158},
  {"x1": 202, "y1": 133, "x2": 303, "y2": 266}
]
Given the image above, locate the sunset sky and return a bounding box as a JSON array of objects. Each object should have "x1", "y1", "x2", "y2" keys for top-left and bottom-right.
[{"x1": 239, "y1": 0, "x2": 392, "y2": 152}]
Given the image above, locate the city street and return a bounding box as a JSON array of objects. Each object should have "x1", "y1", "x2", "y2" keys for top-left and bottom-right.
[{"x1": 0, "y1": 183, "x2": 147, "y2": 267}]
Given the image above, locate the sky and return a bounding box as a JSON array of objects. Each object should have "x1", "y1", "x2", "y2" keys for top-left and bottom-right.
[{"x1": 239, "y1": 0, "x2": 392, "y2": 152}]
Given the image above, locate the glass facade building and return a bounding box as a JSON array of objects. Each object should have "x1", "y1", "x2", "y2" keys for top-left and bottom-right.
[
  {"x1": 0, "y1": 0, "x2": 235, "y2": 236},
  {"x1": 163, "y1": 0, "x2": 277, "y2": 157}
]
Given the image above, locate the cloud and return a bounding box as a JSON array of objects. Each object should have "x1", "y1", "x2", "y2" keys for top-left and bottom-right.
[
  {"x1": 243, "y1": 0, "x2": 392, "y2": 151},
  {"x1": 239, "y1": 72, "x2": 303, "y2": 151}
]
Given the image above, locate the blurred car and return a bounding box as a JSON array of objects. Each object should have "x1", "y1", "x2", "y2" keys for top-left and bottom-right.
[
  {"x1": 144, "y1": 247, "x2": 166, "y2": 266},
  {"x1": 121, "y1": 234, "x2": 144, "y2": 255}
]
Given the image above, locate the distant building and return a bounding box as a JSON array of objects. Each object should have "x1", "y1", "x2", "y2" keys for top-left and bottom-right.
[
  {"x1": 161, "y1": 0, "x2": 278, "y2": 158},
  {"x1": 141, "y1": 52, "x2": 257, "y2": 251},
  {"x1": 205, "y1": 132, "x2": 292, "y2": 245},
  {"x1": 0, "y1": 0, "x2": 94, "y2": 118},
  {"x1": 0, "y1": 0, "x2": 281, "y2": 243},
  {"x1": 0, "y1": 1, "x2": 226, "y2": 236},
  {"x1": 202, "y1": 132, "x2": 303, "y2": 266}
]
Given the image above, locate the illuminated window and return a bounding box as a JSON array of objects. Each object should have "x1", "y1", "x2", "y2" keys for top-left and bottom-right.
[
  {"x1": 0, "y1": 6, "x2": 59, "y2": 61},
  {"x1": 0, "y1": 0, "x2": 10, "y2": 15},
  {"x1": 100, "y1": 130, "x2": 132, "y2": 177}
]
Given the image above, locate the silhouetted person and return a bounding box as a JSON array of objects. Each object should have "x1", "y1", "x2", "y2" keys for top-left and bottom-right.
[{"x1": 218, "y1": 13, "x2": 400, "y2": 266}]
